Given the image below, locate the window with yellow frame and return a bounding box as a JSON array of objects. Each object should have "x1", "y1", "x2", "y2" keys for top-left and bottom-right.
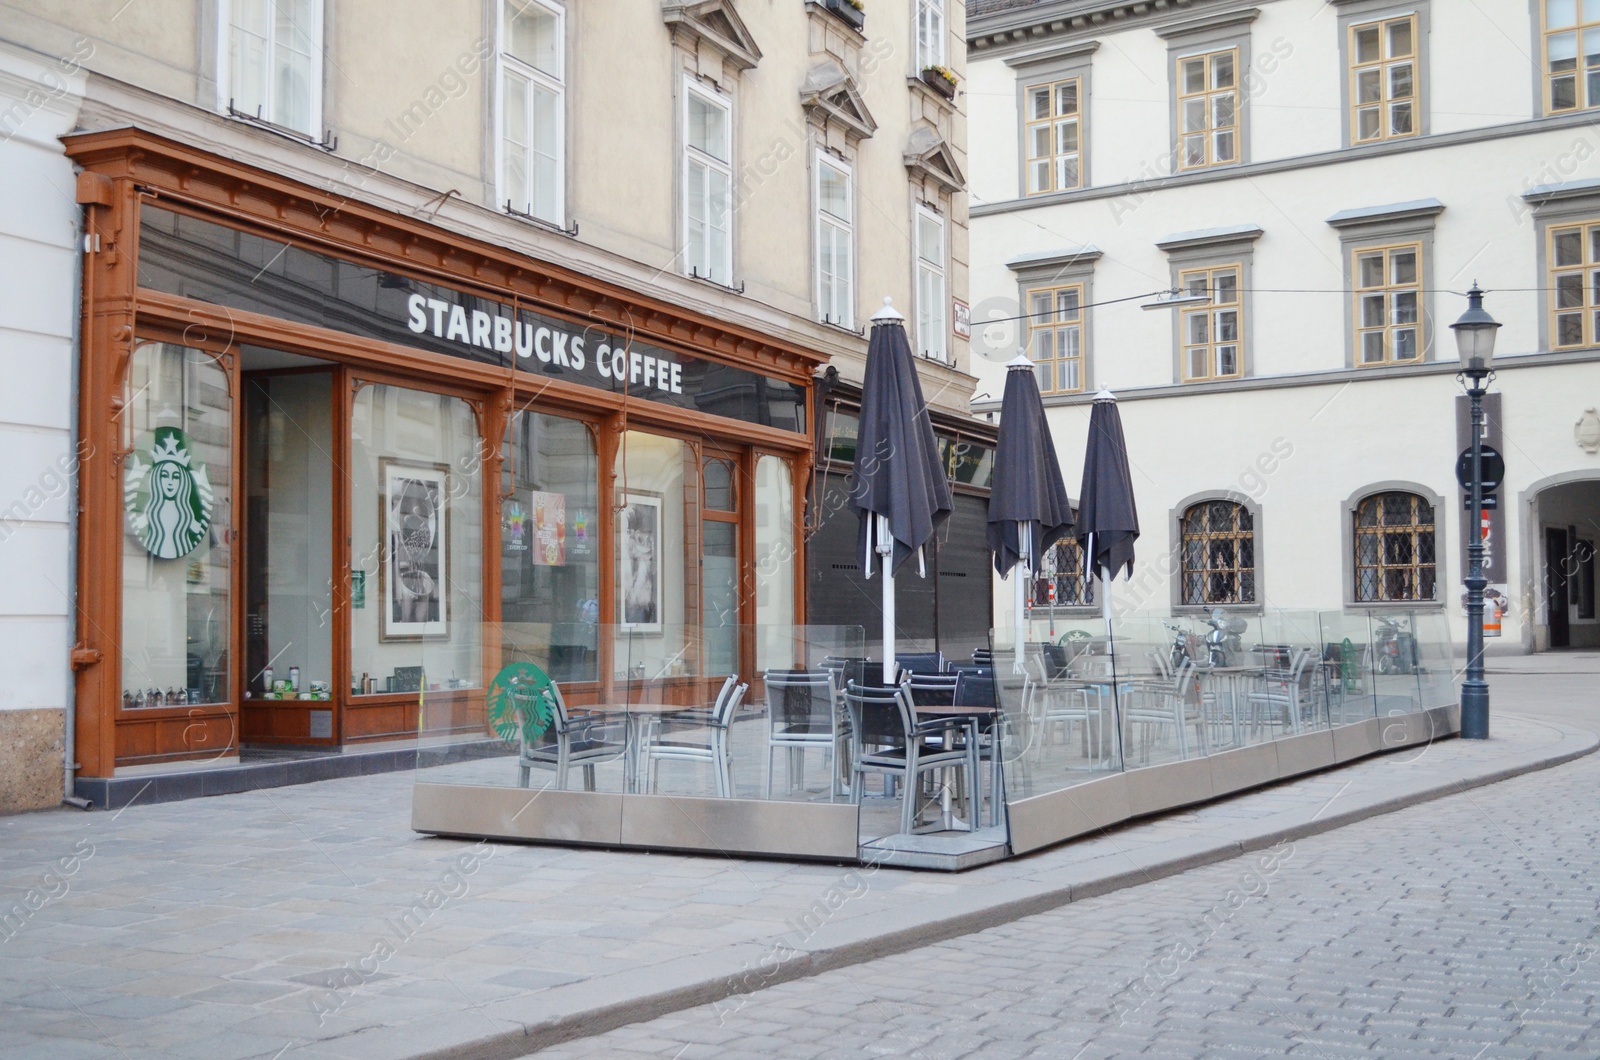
[
  {"x1": 1024, "y1": 78, "x2": 1082, "y2": 194},
  {"x1": 1544, "y1": 0, "x2": 1600, "y2": 112},
  {"x1": 1349, "y1": 14, "x2": 1418, "y2": 143},
  {"x1": 1176, "y1": 49, "x2": 1239, "y2": 171},
  {"x1": 1550, "y1": 221, "x2": 1600, "y2": 347},
  {"x1": 1026, "y1": 284, "x2": 1085, "y2": 394},
  {"x1": 1178, "y1": 265, "x2": 1242, "y2": 382},
  {"x1": 1353, "y1": 243, "x2": 1423, "y2": 366}
]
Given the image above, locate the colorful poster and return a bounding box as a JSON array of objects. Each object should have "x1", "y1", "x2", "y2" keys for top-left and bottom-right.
[{"x1": 530, "y1": 491, "x2": 566, "y2": 567}]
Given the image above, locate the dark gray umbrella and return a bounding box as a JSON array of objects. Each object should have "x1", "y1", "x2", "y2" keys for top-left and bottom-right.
[
  {"x1": 850, "y1": 299, "x2": 953, "y2": 682},
  {"x1": 988, "y1": 357, "x2": 1075, "y2": 672},
  {"x1": 1076, "y1": 390, "x2": 1139, "y2": 584}
]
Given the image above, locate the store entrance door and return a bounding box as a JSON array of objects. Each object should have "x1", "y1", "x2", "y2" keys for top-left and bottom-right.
[
  {"x1": 242, "y1": 367, "x2": 338, "y2": 744},
  {"x1": 1546, "y1": 526, "x2": 1571, "y2": 649}
]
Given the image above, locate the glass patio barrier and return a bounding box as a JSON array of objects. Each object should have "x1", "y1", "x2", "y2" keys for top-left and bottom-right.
[{"x1": 992, "y1": 607, "x2": 1460, "y2": 857}]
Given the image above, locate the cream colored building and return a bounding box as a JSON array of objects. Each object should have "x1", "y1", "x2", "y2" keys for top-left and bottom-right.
[
  {"x1": 967, "y1": 0, "x2": 1600, "y2": 654},
  {"x1": 0, "y1": 0, "x2": 985, "y2": 812}
]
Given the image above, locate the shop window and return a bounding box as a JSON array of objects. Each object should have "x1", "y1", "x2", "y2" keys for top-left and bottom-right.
[
  {"x1": 916, "y1": 0, "x2": 946, "y2": 73},
  {"x1": 1543, "y1": 0, "x2": 1600, "y2": 113},
  {"x1": 1033, "y1": 535, "x2": 1094, "y2": 609},
  {"x1": 915, "y1": 205, "x2": 947, "y2": 361},
  {"x1": 121, "y1": 343, "x2": 233, "y2": 709},
  {"x1": 1548, "y1": 220, "x2": 1600, "y2": 348},
  {"x1": 702, "y1": 455, "x2": 740, "y2": 676},
  {"x1": 499, "y1": 0, "x2": 566, "y2": 225},
  {"x1": 500, "y1": 410, "x2": 598, "y2": 684},
  {"x1": 221, "y1": 0, "x2": 322, "y2": 135},
  {"x1": 349, "y1": 385, "x2": 484, "y2": 696},
  {"x1": 816, "y1": 153, "x2": 855, "y2": 328},
  {"x1": 754, "y1": 454, "x2": 796, "y2": 671},
  {"x1": 683, "y1": 79, "x2": 733, "y2": 285},
  {"x1": 1353, "y1": 491, "x2": 1436, "y2": 603},
  {"x1": 1178, "y1": 264, "x2": 1244, "y2": 382},
  {"x1": 1175, "y1": 48, "x2": 1239, "y2": 171},
  {"x1": 1180, "y1": 500, "x2": 1256, "y2": 606},
  {"x1": 616, "y1": 431, "x2": 700, "y2": 673},
  {"x1": 1348, "y1": 14, "x2": 1418, "y2": 144},
  {"x1": 1026, "y1": 283, "x2": 1085, "y2": 394},
  {"x1": 1024, "y1": 77, "x2": 1083, "y2": 195},
  {"x1": 1353, "y1": 243, "x2": 1424, "y2": 365}
]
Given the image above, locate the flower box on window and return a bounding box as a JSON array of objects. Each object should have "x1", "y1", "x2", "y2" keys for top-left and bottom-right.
[
  {"x1": 818, "y1": 0, "x2": 865, "y2": 31},
  {"x1": 921, "y1": 65, "x2": 958, "y2": 99}
]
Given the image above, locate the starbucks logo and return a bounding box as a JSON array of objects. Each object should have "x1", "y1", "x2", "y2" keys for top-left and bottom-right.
[
  {"x1": 486, "y1": 662, "x2": 555, "y2": 745},
  {"x1": 124, "y1": 426, "x2": 214, "y2": 560}
]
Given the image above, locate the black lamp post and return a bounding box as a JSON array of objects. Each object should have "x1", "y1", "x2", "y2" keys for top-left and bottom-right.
[{"x1": 1449, "y1": 284, "x2": 1500, "y2": 740}]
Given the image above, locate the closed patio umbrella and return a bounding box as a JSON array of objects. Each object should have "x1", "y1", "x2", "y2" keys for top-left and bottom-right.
[
  {"x1": 1076, "y1": 389, "x2": 1139, "y2": 762},
  {"x1": 850, "y1": 298, "x2": 954, "y2": 684},
  {"x1": 988, "y1": 356, "x2": 1074, "y2": 674}
]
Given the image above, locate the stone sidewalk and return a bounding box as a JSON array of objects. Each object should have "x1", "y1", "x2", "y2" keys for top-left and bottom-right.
[{"x1": 0, "y1": 699, "x2": 1591, "y2": 1059}]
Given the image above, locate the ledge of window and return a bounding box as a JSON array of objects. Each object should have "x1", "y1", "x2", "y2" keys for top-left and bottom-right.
[
  {"x1": 818, "y1": 316, "x2": 865, "y2": 338},
  {"x1": 1325, "y1": 198, "x2": 1444, "y2": 230},
  {"x1": 906, "y1": 74, "x2": 957, "y2": 112},
  {"x1": 502, "y1": 204, "x2": 580, "y2": 238},
  {"x1": 1345, "y1": 599, "x2": 1445, "y2": 612},
  {"x1": 1172, "y1": 603, "x2": 1264, "y2": 618},
  {"x1": 223, "y1": 104, "x2": 337, "y2": 152},
  {"x1": 1522, "y1": 177, "x2": 1600, "y2": 206},
  {"x1": 1030, "y1": 608, "x2": 1102, "y2": 622},
  {"x1": 687, "y1": 268, "x2": 746, "y2": 295},
  {"x1": 1155, "y1": 223, "x2": 1263, "y2": 253}
]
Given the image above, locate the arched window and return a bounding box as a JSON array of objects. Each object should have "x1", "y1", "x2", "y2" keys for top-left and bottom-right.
[
  {"x1": 1033, "y1": 533, "x2": 1094, "y2": 608},
  {"x1": 1353, "y1": 491, "x2": 1435, "y2": 601},
  {"x1": 1180, "y1": 500, "x2": 1255, "y2": 605}
]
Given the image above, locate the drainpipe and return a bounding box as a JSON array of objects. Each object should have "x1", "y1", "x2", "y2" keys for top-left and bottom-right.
[{"x1": 62, "y1": 196, "x2": 91, "y2": 810}]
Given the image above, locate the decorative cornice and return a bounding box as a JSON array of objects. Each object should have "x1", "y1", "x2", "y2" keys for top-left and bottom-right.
[
  {"x1": 1522, "y1": 178, "x2": 1600, "y2": 206},
  {"x1": 1325, "y1": 198, "x2": 1445, "y2": 229},
  {"x1": 1155, "y1": 223, "x2": 1263, "y2": 252},
  {"x1": 799, "y1": 60, "x2": 878, "y2": 142},
  {"x1": 1152, "y1": 6, "x2": 1260, "y2": 39},
  {"x1": 1005, "y1": 244, "x2": 1104, "y2": 270},
  {"x1": 1003, "y1": 40, "x2": 1101, "y2": 69},
  {"x1": 662, "y1": 0, "x2": 763, "y2": 71},
  {"x1": 904, "y1": 126, "x2": 967, "y2": 193}
]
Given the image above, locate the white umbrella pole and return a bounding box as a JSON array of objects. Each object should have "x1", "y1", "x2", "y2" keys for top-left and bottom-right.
[
  {"x1": 878, "y1": 514, "x2": 896, "y2": 685},
  {"x1": 1013, "y1": 525, "x2": 1030, "y2": 676}
]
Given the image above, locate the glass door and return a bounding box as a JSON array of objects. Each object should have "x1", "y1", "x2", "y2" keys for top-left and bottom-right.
[{"x1": 243, "y1": 370, "x2": 335, "y2": 741}]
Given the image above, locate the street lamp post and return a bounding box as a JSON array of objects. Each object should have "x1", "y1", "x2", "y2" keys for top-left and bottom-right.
[{"x1": 1449, "y1": 284, "x2": 1501, "y2": 740}]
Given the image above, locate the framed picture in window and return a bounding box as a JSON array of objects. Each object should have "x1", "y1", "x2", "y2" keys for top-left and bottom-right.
[
  {"x1": 618, "y1": 490, "x2": 662, "y2": 634},
  {"x1": 380, "y1": 459, "x2": 450, "y2": 641}
]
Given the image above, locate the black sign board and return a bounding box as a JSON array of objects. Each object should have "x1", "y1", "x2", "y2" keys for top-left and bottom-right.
[
  {"x1": 1455, "y1": 445, "x2": 1504, "y2": 492},
  {"x1": 1463, "y1": 493, "x2": 1498, "y2": 511},
  {"x1": 136, "y1": 204, "x2": 807, "y2": 434},
  {"x1": 1455, "y1": 393, "x2": 1505, "y2": 586}
]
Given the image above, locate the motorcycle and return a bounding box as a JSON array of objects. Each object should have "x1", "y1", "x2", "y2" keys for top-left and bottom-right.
[
  {"x1": 1203, "y1": 608, "x2": 1248, "y2": 668},
  {"x1": 1374, "y1": 615, "x2": 1413, "y2": 675},
  {"x1": 1164, "y1": 622, "x2": 1204, "y2": 672}
]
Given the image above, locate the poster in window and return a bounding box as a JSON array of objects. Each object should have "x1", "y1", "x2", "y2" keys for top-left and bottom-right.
[
  {"x1": 380, "y1": 460, "x2": 449, "y2": 641},
  {"x1": 619, "y1": 490, "x2": 662, "y2": 633},
  {"x1": 530, "y1": 490, "x2": 566, "y2": 566}
]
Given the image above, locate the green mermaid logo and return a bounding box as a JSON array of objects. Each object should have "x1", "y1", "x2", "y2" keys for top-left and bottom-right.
[{"x1": 124, "y1": 426, "x2": 213, "y2": 560}]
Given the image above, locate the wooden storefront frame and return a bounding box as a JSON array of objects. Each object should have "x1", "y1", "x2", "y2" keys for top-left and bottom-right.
[{"x1": 68, "y1": 128, "x2": 822, "y2": 778}]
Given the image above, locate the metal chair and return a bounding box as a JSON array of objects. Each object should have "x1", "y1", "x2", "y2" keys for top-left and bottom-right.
[
  {"x1": 905, "y1": 672, "x2": 959, "y2": 707},
  {"x1": 1246, "y1": 647, "x2": 1315, "y2": 736},
  {"x1": 642, "y1": 675, "x2": 747, "y2": 798},
  {"x1": 897, "y1": 651, "x2": 946, "y2": 675},
  {"x1": 951, "y1": 672, "x2": 1005, "y2": 827},
  {"x1": 1122, "y1": 658, "x2": 1208, "y2": 762},
  {"x1": 845, "y1": 681, "x2": 977, "y2": 835},
  {"x1": 516, "y1": 674, "x2": 627, "y2": 791},
  {"x1": 764, "y1": 669, "x2": 844, "y2": 800}
]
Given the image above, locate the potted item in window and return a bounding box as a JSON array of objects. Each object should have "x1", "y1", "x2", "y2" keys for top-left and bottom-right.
[
  {"x1": 820, "y1": 0, "x2": 865, "y2": 31},
  {"x1": 921, "y1": 64, "x2": 958, "y2": 99}
]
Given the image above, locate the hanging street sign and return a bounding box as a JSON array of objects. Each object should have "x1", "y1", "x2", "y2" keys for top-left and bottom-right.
[{"x1": 1455, "y1": 444, "x2": 1505, "y2": 492}]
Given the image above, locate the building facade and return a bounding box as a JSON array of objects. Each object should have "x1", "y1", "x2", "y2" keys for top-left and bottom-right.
[
  {"x1": 0, "y1": 0, "x2": 985, "y2": 813},
  {"x1": 966, "y1": 0, "x2": 1600, "y2": 655}
]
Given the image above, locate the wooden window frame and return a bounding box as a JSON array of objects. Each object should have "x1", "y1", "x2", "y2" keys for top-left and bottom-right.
[
  {"x1": 1353, "y1": 491, "x2": 1437, "y2": 604},
  {"x1": 1179, "y1": 500, "x2": 1256, "y2": 607},
  {"x1": 1348, "y1": 13, "x2": 1419, "y2": 144},
  {"x1": 1352, "y1": 241, "x2": 1425, "y2": 367},
  {"x1": 1548, "y1": 219, "x2": 1600, "y2": 349},
  {"x1": 1177, "y1": 263, "x2": 1244, "y2": 383},
  {"x1": 497, "y1": 0, "x2": 566, "y2": 226},
  {"x1": 1023, "y1": 77, "x2": 1083, "y2": 195},
  {"x1": 814, "y1": 151, "x2": 855, "y2": 329},
  {"x1": 915, "y1": 204, "x2": 948, "y2": 362},
  {"x1": 916, "y1": 0, "x2": 946, "y2": 72},
  {"x1": 1175, "y1": 47, "x2": 1240, "y2": 172},
  {"x1": 1542, "y1": 0, "x2": 1600, "y2": 115},
  {"x1": 682, "y1": 76, "x2": 735, "y2": 285},
  {"x1": 1025, "y1": 282, "x2": 1086, "y2": 395},
  {"x1": 217, "y1": 0, "x2": 325, "y2": 136}
]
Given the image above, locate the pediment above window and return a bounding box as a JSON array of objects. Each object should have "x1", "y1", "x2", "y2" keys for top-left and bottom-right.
[
  {"x1": 662, "y1": 1, "x2": 762, "y2": 71},
  {"x1": 903, "y1": 126, "x2": 965, "y2": 193},
  {"x1": 799, "y1": 60, "x2": 877, "y2": 141}
]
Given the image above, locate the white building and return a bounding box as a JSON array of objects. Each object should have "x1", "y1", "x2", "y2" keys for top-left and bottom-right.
[{"x1": 966, "y1": 0, "x2": 1600, "y2": 655}]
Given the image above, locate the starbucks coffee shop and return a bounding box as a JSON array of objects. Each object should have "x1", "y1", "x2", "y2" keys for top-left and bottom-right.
[{"x1": 66, "y1": 128, "x2": 817, "y2": 804}]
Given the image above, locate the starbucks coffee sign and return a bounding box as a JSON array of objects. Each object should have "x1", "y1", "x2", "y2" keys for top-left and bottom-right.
[{"x1": 125, "y1": 426, "x2": 214, "y2": 559}]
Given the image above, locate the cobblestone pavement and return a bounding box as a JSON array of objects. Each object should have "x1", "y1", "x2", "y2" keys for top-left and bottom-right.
[{"x1": 539, "y1": 733, "x2": 1600, "y2": 1058}]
